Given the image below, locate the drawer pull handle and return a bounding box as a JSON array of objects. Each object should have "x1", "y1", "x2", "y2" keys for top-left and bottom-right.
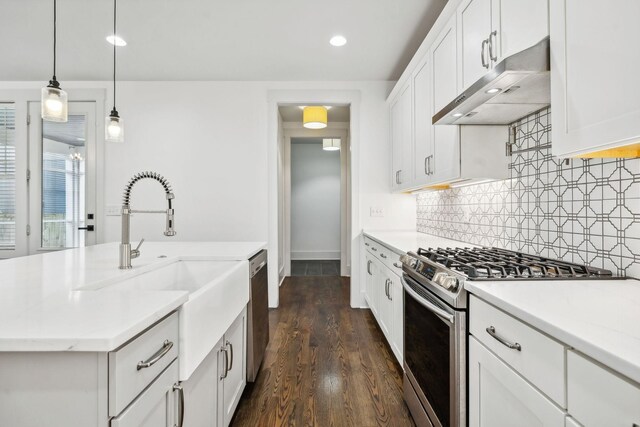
[
  {"x1": 173, "y1": 384, "x2": 185, "y2": 427},
  {"x1": 380, "y1": 253, "x2": 387, "y2": 259},
  {"x1": 393, "y1": 262, "x2": 402, "y2": 269},
  {"x1": 220, "y1": 346, "x2": 229, "y2": 380},
  {"x1": 226, "y1": 340, "x2": 234, "y2": 372},
  {"x1": 371, "y1": 247, "x2": 377, "y2": 252},
  {"x1": 137, "y1": 340, "x2": 174, "y2": 370},
  {"x1": 486, "y1": 326, "x2": 521, "y2": 351},
  {"x1": 365, "y1": 242, "x2": 370, "y2": 246}
]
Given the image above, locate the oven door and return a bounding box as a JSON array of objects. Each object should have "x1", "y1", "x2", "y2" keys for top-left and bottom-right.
[{"x1": 402, "y1": 274, "x2": 466, "y2": 427}]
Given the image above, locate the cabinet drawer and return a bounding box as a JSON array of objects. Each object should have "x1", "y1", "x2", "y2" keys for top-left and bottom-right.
[
  {"x1": 111, "y1": 360, "x2": 178, "y2": 427},
  {"x1": 109, "y1": 312, "x2": 179, "y2": 416},
  {"x1": 567, "y1": 350, "x2": 640, "y2": 426},
  {"x1": 469, "y1": 296, "x2": 566, "y2": 407},
  {"x1": 364, "y1": 237, "x2": 403, "y2": 274}
]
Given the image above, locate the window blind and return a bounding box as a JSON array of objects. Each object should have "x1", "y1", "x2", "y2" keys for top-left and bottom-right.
[{"x1": 0, "y1": 104, "x2": 16, "y2": 249}]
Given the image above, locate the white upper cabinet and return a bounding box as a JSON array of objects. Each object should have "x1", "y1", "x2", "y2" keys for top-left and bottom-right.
[
  {"x1": 432, "y1": 15, "x2": 461, "y2": 184},
  {"x1": 458, "y1": 0, "x2": 548, "y2": 92},
  {"x1": 550, "y1": 0, "x2": 640, "y2": 157},
  {"x1": 458, "y1": 0, "x2": 493, "y2": 91},
  {"x1": 491, "y1": 0, "x2": 548, "y2": 63},
  {"x1": 413, "y1": 59, "x2": 434, "y2": 185},
  {"x1": 390, "y1": 82, "x2": 413, "y2": 190}
]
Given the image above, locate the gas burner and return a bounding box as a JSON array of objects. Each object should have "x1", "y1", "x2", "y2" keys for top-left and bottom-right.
[{"x1": 416, "y1": 247, "x2": 613, "y2": 280}]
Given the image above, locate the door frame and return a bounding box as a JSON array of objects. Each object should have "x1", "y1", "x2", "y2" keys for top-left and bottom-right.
[
  {"x1": 282, "y1": 124, "x2": 350, "y2": 278},
  {"x1": 267, "y1": 90, "x2": 362, "y2": 309},
  {"x1": 0, "y1": 88, "x2": 106, "y2": 257}
]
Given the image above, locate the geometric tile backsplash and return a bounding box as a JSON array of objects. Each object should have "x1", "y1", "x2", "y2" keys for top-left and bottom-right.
[{"x1": 417, "y1": 108, "x2": 640, "y2": 278}]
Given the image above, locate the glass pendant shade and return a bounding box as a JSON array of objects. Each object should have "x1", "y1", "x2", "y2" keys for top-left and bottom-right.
[
  {"x1": 323, "y1": 138, "x2": 341, "y2": 151},
  {"x1": 303, "y1": 106, "x2": 328, "y2": 129},
  {"x1": 41, "y1": 84, "x2": 68, "y2": 122},
  {"x1": 105, "y1": 111, "x2": 124, "y2": 143}
]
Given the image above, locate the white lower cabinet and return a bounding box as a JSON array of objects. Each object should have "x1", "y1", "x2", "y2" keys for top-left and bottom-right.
[
  {"x1": 469, "y1": 336, "x2": 565, "y2": 427},
  {"x1": 179, "y1": 307, "x2": 246, "y2": 427},
  {"x1": 390, "y1": 273, "x2": 404, "y2": 363},
  {"x1": 364, "y1": 252, "x2": 379, "y2": 317},
  {"x1": 218, "y1": 309, "x2": 247, "y2": 427},
  {"x1": 567, "y1": 350, "x2": 640, "y2": 427},
  {"x1": 363, "y1": 237, "x2": 403, "y2": 365},
  {"x1": 181, "y1": 341, "x2": 220, "y2": 427},
  {"x1": 111, "y1": 361, "x2": 178, "y2": 427}
]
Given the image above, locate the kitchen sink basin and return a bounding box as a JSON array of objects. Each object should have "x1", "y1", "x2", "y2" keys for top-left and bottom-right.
[{"x1": 107, "y1": 259, "x2": 250, "y2": 380}]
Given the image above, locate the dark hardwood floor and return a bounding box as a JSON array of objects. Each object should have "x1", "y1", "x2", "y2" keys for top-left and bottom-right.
[{"x1": 231, "y1": 276, "x2": 415, "y2": 427}]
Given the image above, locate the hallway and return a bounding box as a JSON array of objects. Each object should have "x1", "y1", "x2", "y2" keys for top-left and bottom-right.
[{"x1": 231, "y1": 276, "x2": 414, "y2": 426}]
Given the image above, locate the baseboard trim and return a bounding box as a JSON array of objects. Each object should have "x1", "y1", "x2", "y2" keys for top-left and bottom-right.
[{"x1": 291, "y1": 250, "x2": 340, "y2": 260}]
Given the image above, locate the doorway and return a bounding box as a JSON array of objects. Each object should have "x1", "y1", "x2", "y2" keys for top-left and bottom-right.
[
  {"x1": 289, "y1": 137, "x2": 342, "y2": 276},
  {"x1": 0, "y1": 92, "x2": 99, "y2": 259},
  {"x1": 277, "y1": 105, "x2": 351, "y2": 280}
]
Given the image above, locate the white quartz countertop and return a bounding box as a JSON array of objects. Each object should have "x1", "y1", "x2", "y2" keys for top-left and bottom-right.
[
  {"x1": 363, "y1": 230, "x2": 479, "y2": 254},
  {"x1": 0, "y1": 241, "x2": 266, "y2": 352},
  {"x1": 466, "y1": 278, "x2": 640, "y2": 385}
]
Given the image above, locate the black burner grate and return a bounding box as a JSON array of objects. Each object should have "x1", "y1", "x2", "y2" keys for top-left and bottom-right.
[{"x1": 417, "y1": 247, "x2": 613, "y2": 280}]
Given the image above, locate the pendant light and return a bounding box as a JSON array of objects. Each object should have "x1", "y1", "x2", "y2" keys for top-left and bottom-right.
[
  {"x1": 322, "y1": 138, "x2": 341, "y2": 151},
  {"x1": 303, "y1": 106, "x2": 328, "y2": 129},
  {"x1": 41, "y1": 0, "x2": 68, "y2": 122},
  {"x1": 105, "y1": 0, "x2": 124, "y2": 143}
]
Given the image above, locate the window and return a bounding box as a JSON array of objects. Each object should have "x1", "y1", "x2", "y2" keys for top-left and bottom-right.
[{"x1": 0, "y1": 104, "x2": 16, "y2": 249}]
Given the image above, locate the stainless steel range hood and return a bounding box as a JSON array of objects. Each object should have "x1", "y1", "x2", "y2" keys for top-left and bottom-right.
[{"x1": 433, "y1": 38, "x2": 550, "y2": 125}]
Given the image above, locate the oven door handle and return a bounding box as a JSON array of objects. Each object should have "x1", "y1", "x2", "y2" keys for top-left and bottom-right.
[{"x1": 402, "y1": 278, "x2": 455, "y2": 324}]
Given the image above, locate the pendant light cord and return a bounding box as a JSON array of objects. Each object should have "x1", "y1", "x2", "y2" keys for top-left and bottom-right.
[
  {"x1": 52, "y1": 0, "x2": 57, "y2": 80},
  {"x1": 113, "y1": 0, "x2": 117, "y2": 110}
]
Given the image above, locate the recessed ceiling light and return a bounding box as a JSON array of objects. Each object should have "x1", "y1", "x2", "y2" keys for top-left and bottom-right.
[
  {"x1": 106, "y1": 35, "x2": 127, "y2": 46},
  {"x1": 452, "y1": 113, "x2": 464, "y2": 117},
  {"x1": 485, "y1": 88, "x2": 501, "y2": 94},
  {"x1": 329, "y1": 35, "x2": 347, "y2": 47}
]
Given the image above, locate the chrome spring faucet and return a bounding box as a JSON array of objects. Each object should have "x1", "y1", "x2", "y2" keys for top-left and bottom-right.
[{"x1": 119, "y1": 171, "x2": 176, "y2": 269}]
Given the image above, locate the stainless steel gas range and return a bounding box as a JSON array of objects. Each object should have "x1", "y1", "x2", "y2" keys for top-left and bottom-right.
[{"x1": 400, "y1": 246, "x2": 613, "y2": 427}]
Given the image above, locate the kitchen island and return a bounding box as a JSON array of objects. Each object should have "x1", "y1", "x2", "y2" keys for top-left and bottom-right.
[{"x1": 0, "y1": 241, "x2": 265, "y2": 427}]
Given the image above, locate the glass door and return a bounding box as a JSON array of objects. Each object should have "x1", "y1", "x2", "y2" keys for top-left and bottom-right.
[{"x1": 28, "y1": 101, "x2": 97, "y2": 253}]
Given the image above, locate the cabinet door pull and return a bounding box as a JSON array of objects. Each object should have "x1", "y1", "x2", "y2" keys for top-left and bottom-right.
[
  {"x1": 173, "y1": 384, "x2": 185, "y2": 427},
  {"x1": 220, "y1": 346, "x2": 229, "y2": 379},
  {"x1": 367, "y1": 260, "x2": 372, "y2": 275},
  {"x1": 388, "y1": 280, "x2": 393, "y2": 301},
  {"x1": 488, "y1": 30, "x2": 497, "y2": 61},
  {"x1": 424, "y1": 156, "x2": 429, "y2": 175},
  {"x1": 226, "y1": 340, "x2": 234, "y2": 372},
  {"x1": 136, "y1": 340, "x2": 173, "y2": 370},
  {"x1": 486, "y1": 326, "x2": 521, "y2": 351},
  {"x1": 481, "y1": 39, "x2": 489, "y2": 69}
]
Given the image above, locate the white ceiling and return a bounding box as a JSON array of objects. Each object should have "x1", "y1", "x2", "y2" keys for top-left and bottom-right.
[
  {"x1": 279, "y1": 106, "x2": 350, "y2": 123},
  {"x1": 1, "y1": 0, "x2": 448, "y2": 81}
]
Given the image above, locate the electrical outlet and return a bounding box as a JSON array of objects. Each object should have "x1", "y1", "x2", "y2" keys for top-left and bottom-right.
[
  {"x1": 106, "y1": 205, "x2": 121, "y2": 216},
  {"x1": 370, "y1": 206, "x2": 384, "y2": 217}
]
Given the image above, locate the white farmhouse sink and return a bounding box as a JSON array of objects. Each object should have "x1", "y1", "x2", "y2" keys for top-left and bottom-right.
[{"x1": 108, "y1": 259, "x2": 250, "y2": 380}]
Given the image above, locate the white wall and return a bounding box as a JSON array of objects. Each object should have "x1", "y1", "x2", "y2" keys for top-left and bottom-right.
[
  {"x1": 0, "y1": 80, "x2": 417, "y2": 307},
  {"x1": 290, "y1": 139, "x2": 341, "y2": 260}
]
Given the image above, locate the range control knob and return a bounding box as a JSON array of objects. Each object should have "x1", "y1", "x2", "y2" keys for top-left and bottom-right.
[{"x1": 399, "y1": 254, "x2": 418, "y2": 268}]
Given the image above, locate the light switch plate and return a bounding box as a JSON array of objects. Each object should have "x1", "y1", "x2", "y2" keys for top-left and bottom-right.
[
  {"x1": 370, "y1": 206, "x2": 384, "y2": 217},
  {"x1": 105, "y1": 205, "x2": 121, "y2": 216}
]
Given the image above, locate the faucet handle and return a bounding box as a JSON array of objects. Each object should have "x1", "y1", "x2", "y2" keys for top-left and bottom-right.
[{"x1": 131, "y1": 238, "x2": 144, "y2": 259}]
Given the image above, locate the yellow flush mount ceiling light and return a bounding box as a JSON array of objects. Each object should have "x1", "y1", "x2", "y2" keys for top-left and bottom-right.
[
  {"x1": 323, "y1": 138, "x2": 340, "y2": 151},
  {"x1": 303, "y1": 106, "x2": 328, "y2": 129}
]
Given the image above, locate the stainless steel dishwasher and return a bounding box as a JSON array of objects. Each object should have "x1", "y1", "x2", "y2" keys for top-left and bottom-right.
[{"x1": 247, "y1": 250, "x2": 269, "y2": 382}]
